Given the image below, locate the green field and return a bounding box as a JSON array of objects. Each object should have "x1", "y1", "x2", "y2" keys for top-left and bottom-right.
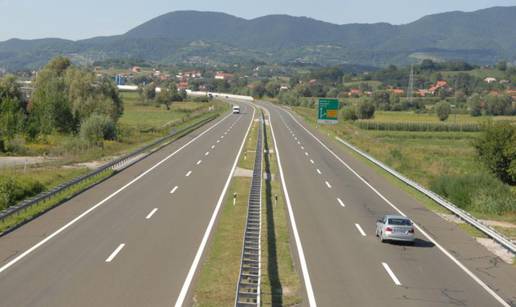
[
  {"x1": 293, "y1": 107, "x2": 516, "y2": 230},
  {"x1": 370, "y1": 111, "x2": 516, "y2": 124}
]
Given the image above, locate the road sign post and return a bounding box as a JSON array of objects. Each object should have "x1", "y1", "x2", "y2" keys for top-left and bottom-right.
[{"x1": 317, "y1": 98, "x2": 339, "y2": 124}]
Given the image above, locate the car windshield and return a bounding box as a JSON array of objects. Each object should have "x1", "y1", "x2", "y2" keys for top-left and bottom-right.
[{"x1": 388, "y1": 218, "x2": 412, "y2": 226}]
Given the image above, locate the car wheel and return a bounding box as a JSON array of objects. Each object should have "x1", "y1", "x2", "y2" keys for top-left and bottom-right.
[{"x1": 379, "y1": 232, "x2": 385, "y2": 243}]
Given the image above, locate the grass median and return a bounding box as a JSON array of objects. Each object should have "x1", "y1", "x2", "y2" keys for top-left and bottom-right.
[{"x1": 261, "y1": 113, "x2": 303, "y2": 306}]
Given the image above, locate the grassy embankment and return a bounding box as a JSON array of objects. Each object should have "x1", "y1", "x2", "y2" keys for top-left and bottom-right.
[
  {"x1": 0, "y1": 92, "x2": 228, "y2": 230},
  {"x1": 292, "y1": 107, "x2": 516, "y2": 238}
]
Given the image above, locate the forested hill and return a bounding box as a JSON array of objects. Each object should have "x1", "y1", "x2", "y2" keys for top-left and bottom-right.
[{"x1": 1, "y1": 6, "x2": 516, "y2": 70}]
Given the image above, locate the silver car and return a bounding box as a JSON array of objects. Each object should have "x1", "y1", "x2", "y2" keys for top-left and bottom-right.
[{"x1": 376, "y1": 214, "x2": 415, "y2": 243}]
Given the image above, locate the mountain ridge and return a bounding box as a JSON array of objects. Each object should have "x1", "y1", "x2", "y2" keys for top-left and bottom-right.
[{"x1": 1, "y1": 7, "x2": 515, "y2": 71}]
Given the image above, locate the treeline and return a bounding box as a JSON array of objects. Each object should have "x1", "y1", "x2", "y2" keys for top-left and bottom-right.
[
  {"x1": 0, "y1": 56, "x2": 123, "y2": 152},
  {"x1": 139, "y1": 82, "x2": 188, "y2": 109}
]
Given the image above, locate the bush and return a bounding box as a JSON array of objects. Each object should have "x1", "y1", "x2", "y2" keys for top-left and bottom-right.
[
  {"x1": 80, "y1": 114, "x2": 117, "y2": 145},
  {"x1": 430, "y1": 172, "x2": 515, "y2": 215},
  {"x1": 474, "y1": 122, "x2": 516, "y2": 185},
  {"x1": 356, "y1": 101, "x2": 375, "y2": 119},
  {"x1": 435, "y1": 102, "x2": 451, "y2": 121},
  {"x1": 341, "y1": 107, "x2": 358, "y2": 121},
  {"x1": 192, "y1": 96, "x2": 209, "y2": 103},
  {"x1": 0, "y1": 176, "x2": 45, "y2": 211}
]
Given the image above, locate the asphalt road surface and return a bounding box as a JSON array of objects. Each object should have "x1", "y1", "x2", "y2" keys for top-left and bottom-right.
[
  {"x1": 0, "y1": 103, "x2": 255, "y2": 307},
  {"x1": 256, "y1": 100, "x2": 516, "y2": 307}
]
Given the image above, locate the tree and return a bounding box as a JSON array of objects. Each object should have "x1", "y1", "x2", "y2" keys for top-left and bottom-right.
[
  {"x1": 142, "y1": 82, "x2": 156, "y2": 103},
  {"x1": 372, "y1": 91, "x2": 390, "y2": 110},
  {"x1": 496, "y1": 60, "x2": 507, "y2": 72},
  {"x1": 356, "y1": 100, "x2": 375, "y2": 119},
  {"x1": 474, "y1": 122, "x2": 516, "y2": 185},
  {"x1": 435, "y1": 102, "x2": 451, "y2": 121},
  {"x1": 468, "y1": 93, "x2": 482, "y2": 116},
  {"x1": 80, "y1": 114, "x2": 117, "y2": 146},
  {"x1": 29, "y1": 56, "x2": 123, "y2": 135},
  {"x1": 485, "y1": 95, "x2": 513, "y2": 116},
  {"x1": 341, "y1": 107, "x2": 358, "y2": 121}
]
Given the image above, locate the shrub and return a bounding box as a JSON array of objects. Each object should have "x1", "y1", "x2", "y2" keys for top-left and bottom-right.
[
  {"x1": 474, "y1": 122, "x2": 516, "y2": 185},
  {"x1": 435, "y1": 102, "x2": 451, "y2": 121},
  {"x1": 80, "y1": 114, "x2": 117, "y2": 145},
  {"x1": 430, "y1": 172, "x2": 516, "y2": 215},
  {"x1": 356, "y1": 100, "x2": 375, "y2": 119},
  {"x1": 0, "y1": 176, "x2": 45, "y2": 210},
  {"x1": 341, "y1": 107, "x2": 358, "y2": 121}
]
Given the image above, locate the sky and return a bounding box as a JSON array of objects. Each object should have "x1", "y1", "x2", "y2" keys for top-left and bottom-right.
[{"x1": 1, "y1": 0, "x2": 516, "y2": 41}]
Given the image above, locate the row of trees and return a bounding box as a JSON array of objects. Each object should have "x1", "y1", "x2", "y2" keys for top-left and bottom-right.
[
  {"x1": 0, "y1": 57, "x2": 123, "y2": 150},
  {"x1": 140, "y1": 81, "x2": 187, "y2": 109}
]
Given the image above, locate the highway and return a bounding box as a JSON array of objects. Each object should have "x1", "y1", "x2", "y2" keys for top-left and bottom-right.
[
  {"x1": 0, "y1": 103, "x2": 255, "y2": 307},
  {"x1": 256, "y1": 100, "x2": 516, "y2": 307},
  {"x1": 0, "y1": 98, "x2": 515, "y2": 307}
]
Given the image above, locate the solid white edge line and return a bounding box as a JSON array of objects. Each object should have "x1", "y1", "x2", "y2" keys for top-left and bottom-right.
[
  {"x1": 337, "y1": 198, "x2": 346, "y2": 208},
  {"x1": 105, "y1": 243, "x2": 125, "y2": 263},
  {"x1": 0, "y1": 112, "x2": 234, "y2": 275},
  {"x1": 382, "y1": 262, "x2": 402, "y2": 286},
  {"x1": 170, "y1": 186, "x2": 179, "y2": 194},
  {"x1": 262, "y1": 106, "x2": 317, "y2": 307},
  {"x1": 174, "y1": 104, "x2": 256, "y2": 307},
  {"x1": 354, "y1": 223, "x2": 366, "y2": 237},
  {"x1": 284, "y1": 107, "x2": 510, "y2": 307},
  {"x1": 146, "y1": 208, "x2": 158, "y2": 220}
]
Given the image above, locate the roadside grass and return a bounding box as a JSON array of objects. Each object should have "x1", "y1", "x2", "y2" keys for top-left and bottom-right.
[
  {"x1": 193, "y1": 117, "x2": 258, "y2": 306},
  {"x1": 261, "y1": 114, "x2": 303, "y2": 306},
  {"x1": 290, "y1": 106, "x2": 515, "y2": 238},
  {"x1": 0, "y1": 168, "x2": 114, "y2": 234}
]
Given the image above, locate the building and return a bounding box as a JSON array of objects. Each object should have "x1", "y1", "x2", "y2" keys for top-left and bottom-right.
[
  {"x1": 429, "y1": 80, "x2": 449, "y2": 95},
  {"x1": 484, "y1": 77, "x2": 497, "y2": 84},
  {"x1": 178, "y1": 81, "x2": 189, "y2": 90},
  {"x1": 417, "y1": 89, "x2": 429, "y2": 97},
  {"x1": 390, "y1": 88, "x2": 405, "y2": 96},
  {"x1": 215, "y1": 72, "x2": 234, "y2": 80},
  {"x1": 131, "y1": 66, "x2": 141, "y2": 73},
  {"x1": 348, "y1": 88, "x2": 361, "y2": 96}
]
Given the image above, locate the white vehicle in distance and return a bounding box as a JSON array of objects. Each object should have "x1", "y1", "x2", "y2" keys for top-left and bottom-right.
[
  {"x1": 232, "y1": 105, "x2": 241, "y2": 114},
  {"x1": 376, "y1": 214, "x2": 415, "y2": 244}
]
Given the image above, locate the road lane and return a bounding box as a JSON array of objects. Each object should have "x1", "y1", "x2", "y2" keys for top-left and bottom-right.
[
  {"x1": 0, "y1": 102, "x2": 254, "y2": 307},
  {"x1": 258, "y1": 100, "x2": 515, "y2": 306}
]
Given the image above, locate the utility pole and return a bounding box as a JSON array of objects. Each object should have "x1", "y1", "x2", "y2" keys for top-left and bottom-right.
[{"x1": 407, "y1": 64, "x2": 414, "y2": 105}]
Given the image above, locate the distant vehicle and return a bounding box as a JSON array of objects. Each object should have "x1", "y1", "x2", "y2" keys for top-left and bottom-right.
[
  {"x1": 233, "y1": 105, "x2": 241, "y2": 114},
  {"x1": 376, "y1": 214, "x2": 415, "y2": 243}
]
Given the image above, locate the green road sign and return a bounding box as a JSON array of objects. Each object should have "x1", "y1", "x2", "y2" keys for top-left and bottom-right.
[{"x1": 318, "y1": 98, "x2": 339, "y2": 124}]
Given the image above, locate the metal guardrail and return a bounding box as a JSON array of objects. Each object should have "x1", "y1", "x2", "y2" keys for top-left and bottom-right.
[
  {"x1": 0, "y1": 114, "x2": 219, "y2": 232},
  {"x1": 335, "y1": 136, "x2": 516, "y2": 254},
  {"x1": 235, "y1": 113, "x2": 264, "y2": 306}
]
